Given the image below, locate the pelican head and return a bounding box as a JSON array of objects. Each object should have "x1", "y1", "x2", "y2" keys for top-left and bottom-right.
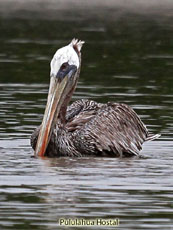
[{"x1": 34, "y1": 39, "x2": 85, "y2": 157}]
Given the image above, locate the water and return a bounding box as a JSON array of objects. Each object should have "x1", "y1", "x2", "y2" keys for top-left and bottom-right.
[{"x1": 0, "y1": 1, "x2": 173, "y2": 229}]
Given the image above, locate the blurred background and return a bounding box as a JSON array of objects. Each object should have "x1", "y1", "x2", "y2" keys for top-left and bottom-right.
[
  {"x1": 0, "y1": 0, "x2": 173, "y2": 140},
  {"x1": 0, "y1": 1, "x2": 173, "y2": 230}
]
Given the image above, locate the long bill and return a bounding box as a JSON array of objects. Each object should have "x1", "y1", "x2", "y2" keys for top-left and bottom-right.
[{"x1": 34, "y1": 76, "x2": 70, "y2": 157}]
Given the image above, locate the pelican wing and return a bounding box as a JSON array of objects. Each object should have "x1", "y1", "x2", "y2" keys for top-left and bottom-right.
[
  {"x1": 69, "y1": 101, "x2": 149, "y2": 156},
  {"x1": 66, "y1": 99, "x2": 102, "y2": 121}
]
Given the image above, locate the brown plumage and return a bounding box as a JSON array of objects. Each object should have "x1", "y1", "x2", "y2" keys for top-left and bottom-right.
[
  {"x1": 31, "y1": 99, "x2": 159, "y2": 157},
  {"x1": 31, "y1": 39, "x2": 160, "y2": 157}
]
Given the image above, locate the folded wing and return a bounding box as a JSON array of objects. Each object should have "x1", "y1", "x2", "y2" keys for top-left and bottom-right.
[{"x1": 66, "y1": 100, "x2": 153, "y2": 156}]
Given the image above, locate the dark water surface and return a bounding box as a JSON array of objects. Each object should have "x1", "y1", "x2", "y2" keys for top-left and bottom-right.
[{"x1": 0, "y1": 1, "x2": 173, "y2": 229}]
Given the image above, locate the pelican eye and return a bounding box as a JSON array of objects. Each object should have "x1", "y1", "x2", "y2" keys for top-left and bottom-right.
[
  {"x1": 56, "y1": 62, "x2": 77, "y2": 80},
  {"x1": 61, "y1": 62, "x2": 68, "y2": 70}
]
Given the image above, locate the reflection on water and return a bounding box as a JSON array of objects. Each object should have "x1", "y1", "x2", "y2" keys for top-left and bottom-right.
[
  {"x1": 0, "y1": 143, "x2": 173, "y2": 230},
  {"x1": 0, "y1": 1, "x2": 173, "y2": 229}
]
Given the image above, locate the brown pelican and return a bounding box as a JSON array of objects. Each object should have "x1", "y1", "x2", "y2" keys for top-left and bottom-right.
[{"x1": 31, "y1": 39, "x2": 160, "y2": 157}]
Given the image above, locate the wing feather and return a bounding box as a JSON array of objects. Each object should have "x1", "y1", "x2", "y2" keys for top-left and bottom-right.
[{"x1": 70, "y1": 101, "x2": 149, "y2": 156}]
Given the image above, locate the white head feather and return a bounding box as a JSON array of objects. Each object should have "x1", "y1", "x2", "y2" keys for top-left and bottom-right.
[{"x1": 50, "y1": 39, "x2": 85, "y2": 77}]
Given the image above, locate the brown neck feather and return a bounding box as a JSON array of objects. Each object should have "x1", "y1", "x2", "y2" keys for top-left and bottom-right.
[{"x1": 58, "y1": 54, "x2": 81, "y2": 125}]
